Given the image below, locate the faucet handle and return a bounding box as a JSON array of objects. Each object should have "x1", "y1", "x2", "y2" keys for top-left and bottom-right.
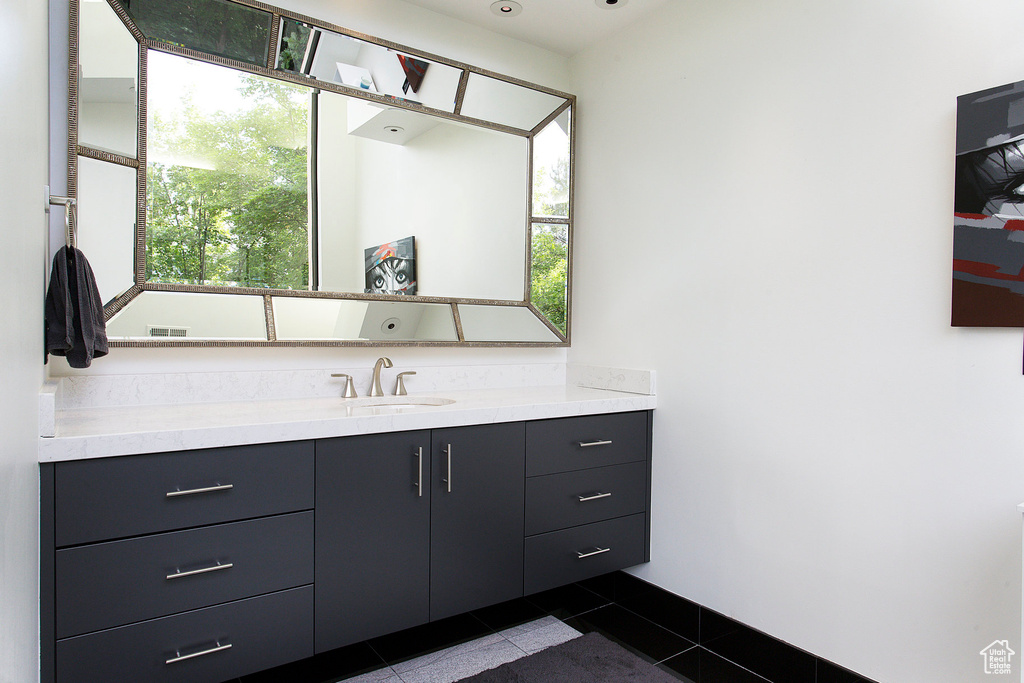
[
  {"x1": 331, "y1": 373, "x2": 358, "y2": 398},
  {"x1": 395, "y1": 371, "x2": 416, "y2": 396}
]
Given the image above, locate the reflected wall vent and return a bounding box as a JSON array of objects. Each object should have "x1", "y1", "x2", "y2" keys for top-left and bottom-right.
[{"x1": 147, "y1": 325, "x2": 189, "y2": 338}]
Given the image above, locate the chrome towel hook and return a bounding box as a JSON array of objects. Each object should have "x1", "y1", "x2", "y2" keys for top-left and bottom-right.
[{"x1": 48, "y1": 194, "x2": 77, "y2": 249}]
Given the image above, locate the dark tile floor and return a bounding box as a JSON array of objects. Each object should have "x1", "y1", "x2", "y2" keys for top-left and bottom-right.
[{"x1": 233, "y1": 572, "x2": 877, "y2": 683}]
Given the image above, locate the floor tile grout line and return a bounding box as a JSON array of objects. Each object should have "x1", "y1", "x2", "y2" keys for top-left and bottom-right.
[
  {"x1": 612, "y1": 600, "x2": 700, "y2": 647},
  {"x1": 522, "y1": 590, "x2": 613, "y2": 619},
  {"x1": 653, "y1": 642, "x2": 699, "y2": 666},
  {"x1": 609, "y1": 601, "x2": 780, "y2": 682},
  {"x1": 700, "y1": 646, "x2": 775, "y2": 683},
  {"x1": 548, "y1": 602, "x2": 609, "y2": 621},
  {"x1": 365, "y1": 639, "x2": 390, "y2": 668},
  {"x1": 576, "y1": 581, "x2": 614, "y2": 601},
  {"x1": 468, "y1": 609, "x2": 501, "y2": 636},
  {"x1": 568, "y1": 594, "x2": 781, "y2": 681}
]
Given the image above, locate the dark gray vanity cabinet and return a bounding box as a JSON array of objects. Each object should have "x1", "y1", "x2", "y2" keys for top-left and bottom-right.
[
  {"x1": 40, "y1": 441, "x2": 316, "y2": 683},
  {"x1": 314, "y1": 430, "x2": 432, "y2": 652},
  {"x1": 523, "y1": 411, "x2": 653, "y2": 594},
  {"x1": 429, "y1": 423, "x2": 525, "y2": 620},
  {"x1": 314, "y1": 423, "x2": 525, "y2": 652},
  {"x1": 41, "y1": 410, "x2": 652, "y2": 683}
]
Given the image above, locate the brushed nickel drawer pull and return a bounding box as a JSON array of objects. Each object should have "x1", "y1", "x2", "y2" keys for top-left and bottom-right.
[
  {"x1": 166, "y1": 641, "x2": 232, "y2": 665},
  {"x1": 578, "y1": 492, "x2": 612, "y2": 502},
  {"x1": 576, "y1": 547, "x2": 611, "y2": 559},
  {"x1": 443, "y1": 444, "x2": 452, "y2": 493},
  {"x1": 578, "y1": 440, "x2": 612, "y2": 448},
  {"x1": 166, "y1": 561, "x2": 233, "y2": 580},
  {"x1": 166, "y1": 483, "x2": 233, "y2": 498},
  {"x1": 415, "y1": 447, "x2": 424, "y2": 497}
]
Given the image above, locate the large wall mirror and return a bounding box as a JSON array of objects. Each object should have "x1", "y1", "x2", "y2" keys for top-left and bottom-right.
[{"x1": 67, "y1": 0, "x2": 574, "y2": 346}]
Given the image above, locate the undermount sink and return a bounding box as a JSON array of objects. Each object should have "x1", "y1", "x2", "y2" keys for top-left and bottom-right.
[{"x1": 345, "y1": 396, "x2": 456, "y2": 409}]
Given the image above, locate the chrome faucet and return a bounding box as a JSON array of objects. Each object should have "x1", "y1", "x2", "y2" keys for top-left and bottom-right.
[{"x1": 369, "y1": 357, "x2": 393, "y2": 397}]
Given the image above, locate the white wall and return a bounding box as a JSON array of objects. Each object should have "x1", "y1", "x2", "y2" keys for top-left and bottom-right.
[
  {"x1": 317, "y1": 92, "x2": 360, "y2": 292},
  {"x1": 570, "y1": 1, "x2": 1024, "y2": 681},
  {"x1": 50, "y1": 0, "x2": 572, "y2": 378},
  {"x1": 0, "y1": 0, "x2": 48, "y2": 681}
]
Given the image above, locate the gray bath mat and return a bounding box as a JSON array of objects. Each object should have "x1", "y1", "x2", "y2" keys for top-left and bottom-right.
[{"x1": 456, "y1": 631, "x2": 682, "y2": 682}]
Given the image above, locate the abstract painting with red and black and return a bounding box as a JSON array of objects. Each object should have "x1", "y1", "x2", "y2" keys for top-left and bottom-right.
[{"x1": 953, "y1": 79, "x2": 1024, "y2": 326}]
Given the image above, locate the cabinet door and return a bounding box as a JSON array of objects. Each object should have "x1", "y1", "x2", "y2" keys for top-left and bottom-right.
[
  {"x1": 430, "y1": 423, "x2": 525, "y2": 620},
  {"x1": 315, "y1": 431, "x2": 431, "y2": 652}
]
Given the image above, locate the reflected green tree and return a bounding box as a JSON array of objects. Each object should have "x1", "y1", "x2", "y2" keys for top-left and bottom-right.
[
  {"x1": 531, "y1": 225, "x2": 568, "y2": 335},
  {"x1": 114, "y1": 0, "x2": 272, "y2": 66},
  {"x1": 533, "y1": 156, "x2": 569, "y2": 217},
  {"x1": 146, "y1": 70, "x2": 309, "y2": 289},
  {"x1": 277, "y1": 20, "x2": 312, "y2": 72},
  {"x1": 146, "y1": 162, "x2": 233, "y2": 284}
]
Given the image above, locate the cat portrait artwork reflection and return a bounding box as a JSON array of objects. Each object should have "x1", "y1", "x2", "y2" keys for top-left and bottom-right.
[{"x1": 364, "y1": 236, "x2": 417, "y2": 295}]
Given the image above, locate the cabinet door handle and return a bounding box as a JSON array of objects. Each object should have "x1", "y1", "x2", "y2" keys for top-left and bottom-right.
[
  {"x1": 576, "y1": 547, "x2": 611, "y2": 559},
  {"x1": 166, "y1": 560, "x2": 233, "y2": 580},
  {"x1": 578, "y1": 492, "x2": 612, "y2": 502},
  {"x1": 578, "y1": 440, "x2": 612, "y2": 448},
  {"x1": 165, "y1": 641, "x2": 232, "y2": 665},
  {"x1": 166, "y1": 483, "x2": 233, "y2": 498},
  {"x1": 415, "y1": 447, "x2": 424, "y2": 497},
  {"x1": 442, "y1": 444, "x2": 452, "y2": 493}
]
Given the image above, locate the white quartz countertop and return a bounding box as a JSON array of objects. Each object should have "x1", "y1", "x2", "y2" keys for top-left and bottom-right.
[{"x1": 39, "y1": 385, "x2": 656, "y2": 462}]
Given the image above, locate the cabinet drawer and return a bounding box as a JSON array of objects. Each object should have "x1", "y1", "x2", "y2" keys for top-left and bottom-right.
[
  {"x1": 524, "y1": 514, "x2": 646, "y2": 595},
  {"x1": 55, "y1": 441, "x2": 314, "y2": 547},
  {"x1": 526, "y1": 412, "x2": 648, "y2": 477},
  {"x1": 55, "y1": 586, "x2": 313, "y2": 683},
  {"x1": 525, "y1": 462, "x2": 647, "y2": 535},
  {"x1": 56, "y1": 511, "x2": 313, "y2": 639}
]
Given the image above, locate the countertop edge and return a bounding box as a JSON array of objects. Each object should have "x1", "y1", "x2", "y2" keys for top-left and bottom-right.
[{"x1": 39, "y1": 387, "x2": 656, "y2": 463}]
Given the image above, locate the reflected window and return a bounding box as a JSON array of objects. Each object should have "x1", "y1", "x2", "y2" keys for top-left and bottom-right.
[
  {"x1": 146, "y1": 51, "x2": 311, "y2": 289},
  {"x1": 276, "y1": 18, "x2": 314, "y2": 74},
  {"x1": 114, "y1": 0, "x2": 272, "y2": 67},
  {"x1": 533, "y1": 108, "x2": 570, "y2": 218}
]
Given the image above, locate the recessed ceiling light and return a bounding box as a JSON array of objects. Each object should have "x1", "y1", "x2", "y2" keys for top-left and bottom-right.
[
  {"x1": 491, "y1": 1, "x2": 523, "y2": 17},
  {"x1": 594, "y1": 0, "x2": 629, "y2": 8}
]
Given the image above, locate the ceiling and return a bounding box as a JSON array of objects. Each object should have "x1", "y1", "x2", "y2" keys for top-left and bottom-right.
[{"x1": 399, "y1": 0, "x2": 670, "y2": 56}]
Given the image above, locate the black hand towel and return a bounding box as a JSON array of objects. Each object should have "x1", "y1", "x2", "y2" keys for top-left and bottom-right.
[{"x1": 44, "y1": 245, "x2": 108, "y2": 368}]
